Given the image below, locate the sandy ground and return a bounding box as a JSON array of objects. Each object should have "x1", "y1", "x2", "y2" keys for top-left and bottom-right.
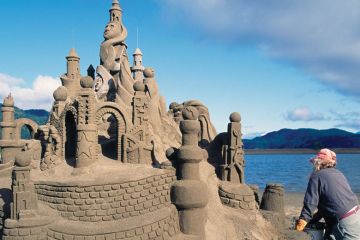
[{"x1": 285, "y1": 192, "x2": 306, "y2": 216}]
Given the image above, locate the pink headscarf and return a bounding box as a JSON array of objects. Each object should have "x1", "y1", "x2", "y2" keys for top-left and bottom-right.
[{"x1": 310, "y1": 148, "x2": 337, "y2": 165}]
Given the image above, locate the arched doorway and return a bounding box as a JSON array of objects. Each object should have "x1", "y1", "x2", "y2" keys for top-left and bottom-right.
[
  {"x1": 98, "y1": 113, "x2": 118, "y2": 160},
  {"x1": 95, "y1": 103, "x2": 128, "y2": 161},
  {"x1": 20, "y1": 125, "x2": 33, "y2": 139},
  {"x1": 65, "y1": 111, "x2": 77, "y2": 167},
  {"x1": 14, "y1": 118, "x2": 39, "y2": 140}
]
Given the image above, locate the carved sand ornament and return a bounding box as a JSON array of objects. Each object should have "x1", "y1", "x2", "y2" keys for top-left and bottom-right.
[
  {"x1": 97, "y1": 0, "x2": 134, "y2": 107},
  {"x1": 219, "y1": 112, "x2": 245, "y2": 184},
  {"x1": 171, "y1": 107, "x2": 208, "y2": 239}
]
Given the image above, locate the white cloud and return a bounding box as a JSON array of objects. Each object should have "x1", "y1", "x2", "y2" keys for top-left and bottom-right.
[
  {"x1": 160, "y1": 0, "x2": 360, "y2": 97},
  {"x1": 331, "y1": 111, "x2": 360, "y2": 131},
  {"x1": 285, "y1": 107, "x2": 325, "y2": 122},
  {"x1": 0, "y1": 73, "x2": 24, "y2": 85},
  {"x1": 0, "y1": 73, "x2": 61, "y2": 110}
]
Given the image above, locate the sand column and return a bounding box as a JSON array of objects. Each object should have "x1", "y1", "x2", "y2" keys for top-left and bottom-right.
[
  {"x1": 3, "y1": 148, "x2": 51, "y2": 240},
  {"x1": 171, "y1": 106, "x2": 208, "y2": 239},
  {"x1": 0, "y1": 94, "x2": 23, "y2": 166},
  {"x1": 0, "y1": 95, "x2": 15, "y2": 141},
  {"x1": 219, "y1": 112, "x2": 245, "y2": 184},
  {"x1": 10, "y1": 149, "x2": 38, "y2": 220},
  {"x1": 260, "y1": 183, "x2": 285, "y2": 215},
  {"x1": 76, "y1": 77, "x2": 98, "y2": 168}
]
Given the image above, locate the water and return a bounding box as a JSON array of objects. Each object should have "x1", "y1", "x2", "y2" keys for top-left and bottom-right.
[{"x1": 245, "y1": 154, "x2": 360, "y2": 193}]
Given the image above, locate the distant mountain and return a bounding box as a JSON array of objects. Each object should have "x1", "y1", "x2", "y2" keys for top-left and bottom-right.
[{"x1": 243, "y1": 128, "x2": 360, "y2": 149}]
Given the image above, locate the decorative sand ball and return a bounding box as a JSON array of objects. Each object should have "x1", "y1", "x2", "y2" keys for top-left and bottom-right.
[
  {"x1": 80, "y1": 76, "x2": 94, "y2": 89},
  {"x1": 143, "y1": 67, "x2": 155, "y2": 78},
  {"x1": 133, "y1": 81, "x2": 146, "y2": 92},
  {"x1": 15, "y1": 149, "x2": 31, "y2": 167},
  {"x1": 53, "y1": 86, "x2": 68, "y2": 102},
  {"x1": 230, "y1": 112, "x2": 241, "y2": 123}
]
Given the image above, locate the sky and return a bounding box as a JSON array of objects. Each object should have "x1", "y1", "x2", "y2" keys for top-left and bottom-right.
[{"x1": 1, "y1": 0, "x2": 360, "y2": 138}]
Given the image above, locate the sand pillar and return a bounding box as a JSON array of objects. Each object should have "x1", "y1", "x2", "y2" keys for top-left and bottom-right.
[
  {"x1": 132, "y1": 81, "x2": 149, "y2": 126},
  {"x1": 171, "y1": 106, "x2": 208, "y2": 239},
  {"x1": 76, "y1": 77, "x2": 98, "y2": 168},
  {"x1": 260, "y1": 183, "x2": 285, "y2": 215},
  {"x1": 0, "y1": 95, "x2": 15, "y2": 141},
  {"x1": 3, "y1": 148, "x2": 50, "y2": 240},
  {"x1": 219, "y1": 112, "x2": 245, "y2": 184},
  {"x1": 11, "y1": 149, "x2": 38, "y2": 220},
  {"x1": 0, "y1": 94, "x2": 23, "y2": 165}
]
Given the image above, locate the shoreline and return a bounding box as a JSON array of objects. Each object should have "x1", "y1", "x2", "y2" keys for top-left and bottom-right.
[{"x1": 245, "y1": 148, "x2": 360, "y2": 154}]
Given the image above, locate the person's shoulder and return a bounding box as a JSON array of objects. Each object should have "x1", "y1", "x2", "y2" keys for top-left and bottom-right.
[
  {"x1": 309, "y1": 171, "x2": 321, "y2": 180},
  {"x1": 317, "y1": 168, "x2": 343, "y2": 178}
]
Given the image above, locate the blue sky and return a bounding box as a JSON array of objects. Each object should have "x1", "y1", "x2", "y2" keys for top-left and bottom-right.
[{"x1": 1, "y1": 0, "x2": 360, "y2": 138}]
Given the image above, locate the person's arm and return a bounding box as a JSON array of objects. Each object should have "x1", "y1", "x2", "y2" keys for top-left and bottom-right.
[
  {"x1": 296, "y1": 174, "x2": 320, "y2": 231},
  {"x1": 300, "y1": 174, "x2": 320, "y2": 221},
  {"x1": 308, "y1": 211, "x2": 322, "y2": 224}
]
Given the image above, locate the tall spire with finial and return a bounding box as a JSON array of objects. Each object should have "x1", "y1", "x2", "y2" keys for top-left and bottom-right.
[
  {"x1": 66, "y1": 48, "x2": 80, "y2": 80},
  {"x1": 131, "y1": 27, "x2": 144, "y2": 81},
  {"x1": 131, "y1": 48, "x2": 145, "y2": 81},
  {"x1": 109, "y1": 0, "x2": 123, "y2": 22}
]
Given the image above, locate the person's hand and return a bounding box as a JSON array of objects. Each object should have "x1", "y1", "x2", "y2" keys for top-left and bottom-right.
[{"x1": 295, "y1": 219, "x2": 308, "y2": 231}]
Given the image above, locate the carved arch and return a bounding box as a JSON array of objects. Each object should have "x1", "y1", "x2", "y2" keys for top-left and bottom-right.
[
  {"x1": 59, "y1": 105, "x2": 78, "y2": 127},
  {"x1": 59, "y1": 104, "x2": 78, "y2": 159},
  {"x1": 14, "y1": 118, "x2": 39, "y2": 140},
  {"x1": 96, "y1": 102, "x2": 130, "y2": 161}
]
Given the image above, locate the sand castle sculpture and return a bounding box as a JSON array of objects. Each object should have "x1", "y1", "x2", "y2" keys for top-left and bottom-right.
[{"x1": 0, "y1": 1, "x2": 310, "y2": 239}]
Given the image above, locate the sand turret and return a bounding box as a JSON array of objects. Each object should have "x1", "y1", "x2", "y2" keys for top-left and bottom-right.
[
  {"x1": 66, "y1": 48, "x2": 80, "y2": 79},
  {"x1": 131, "y1": 48, "x2": 145, "y2": 81},
  {"x1": 60, "y1": 48, "x2": 81, "y2": 97},
  {"x1": 109, "y1": 0, "x2": 123, "y2": 23},
  {"x1": 0, "y1": 94, "x2": 15, "y2": 141}
]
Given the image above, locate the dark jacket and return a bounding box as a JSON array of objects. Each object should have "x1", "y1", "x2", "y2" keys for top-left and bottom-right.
[{"x1": 300, "y1": 168, "x2": 359, "y2": 223}]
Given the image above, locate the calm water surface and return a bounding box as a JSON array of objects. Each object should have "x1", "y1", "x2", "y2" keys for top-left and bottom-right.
[{"x1": 245, "y1": 154, "x2": 360, "y2": 193}]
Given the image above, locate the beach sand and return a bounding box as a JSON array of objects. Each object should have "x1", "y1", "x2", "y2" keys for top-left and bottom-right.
[{"x1": 285, "y1": 192, "x2": 306, "y2": 217}]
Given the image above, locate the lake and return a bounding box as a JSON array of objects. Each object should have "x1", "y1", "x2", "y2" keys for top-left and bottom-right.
[{"x1": 245, "y1": 153, "x2": 360, "y2": 193}]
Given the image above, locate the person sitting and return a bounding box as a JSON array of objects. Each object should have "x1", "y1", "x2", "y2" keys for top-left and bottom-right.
[{"x1": 295, "y1": 148, "x2": 360, "y2": 239}]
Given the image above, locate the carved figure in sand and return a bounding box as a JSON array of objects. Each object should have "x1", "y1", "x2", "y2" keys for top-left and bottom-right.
[
  {"x1": 219, "y1": 112, "x2": 245, "y2": 184},
  {"x1": 24, "y1": 140, "x2": 42, "y2": 169},
  {"x1": 144, "y1": 67, "x2": 167, "y2": 130},
  {"x1": 94, "y1": 0, "x2": 134, "y2": 106},
  {"x1": 168, "y1": 100, "x2": 217, "y2": 145},
  {"x1": 94, "y1": 65, "x2": 115, "y2": 102},
  {"x1": 41, "y1": 126, "x2": 62, "y2": 170}
]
